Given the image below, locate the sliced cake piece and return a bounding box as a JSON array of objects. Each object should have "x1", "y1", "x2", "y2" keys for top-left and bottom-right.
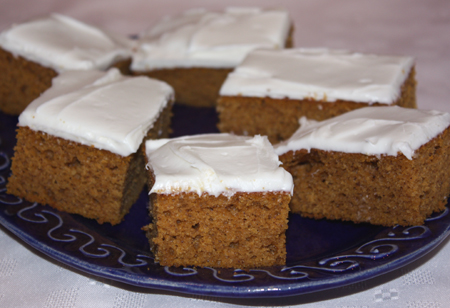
[
  {"x1": 0, "y1": 13, "x2": 133, "y2": 115},
  {"x1": 275, "y1": 106, "x2": 450, "y2": 227},
  {"x1": 7, "y1": 68, "x2": 174, "y2": 225},
  {"x1": 131, "y1": 7, "x2": 293, "y2": 107},
  {"x1": 143, "y1": 133, "x2": 293, "y2": 268},
  {"x1": 218, "y1": 48, "x2": 416, "y2": 144}
]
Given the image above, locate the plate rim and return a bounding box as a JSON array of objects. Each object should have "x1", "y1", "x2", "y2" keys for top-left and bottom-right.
[
  {"x1": 1, "y1": 195, "x2": 449, "y2": 298},
  {"x1": 2, "y1": 111, "x2": 450, "y2": 299}
]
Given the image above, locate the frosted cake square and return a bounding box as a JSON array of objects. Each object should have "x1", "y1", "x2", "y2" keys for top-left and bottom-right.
[
  {"x1": 0, "y1": 13, "x2": 133, "y2": 115},
  {"x1": 131, "y1": 7, "x2": 293, "y2": 107},
  {"x1": 275, "y1": 106, "x2": 450, "y2": 227},
  {"x1": 217, "y1": 48, "x2": 417, "y2": 144},
  {"x1": 143, "y1": 134, "x2": 293, "y2": 268},
  {"x1": 7, "y1": 68, "x2": 174, "y2": 225}
]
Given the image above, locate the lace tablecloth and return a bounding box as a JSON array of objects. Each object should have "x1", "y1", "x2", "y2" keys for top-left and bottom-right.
[{"x1": 1, "y1": 0, "x2": 450, "y2": 307}]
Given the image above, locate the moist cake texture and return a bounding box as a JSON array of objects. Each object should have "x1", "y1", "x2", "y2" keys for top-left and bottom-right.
[
  {"x1": 7, "y1": 68, "x2": 174, "y2": 225},
  {"x1": 0, "y1": 13, "x2": 133, "y2": 115},
  {"x1": 144, "y1": 134, "x2": 293, "y2": 268},
  {"x1": 132, "y1": 7, "x2": 293, "y2": 107},
  {"x1": 218, "y1": 48, "x2": 417, "y2": 144},
  {"x1": 275, "y1": 106, "x2": 450, "y2": 227},
  {"x1": 0, "y1": 47, "x2": 58, "y2": 115}
]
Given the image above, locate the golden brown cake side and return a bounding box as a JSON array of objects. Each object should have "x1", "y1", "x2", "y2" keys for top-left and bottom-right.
[
  {"x1": 0, "y1": 47, "x2": 58, "y2": 116},
  {"x1": 278, "y1": 125, "x2": 450, "y2": 227},
  {"x1": 217, "y1": 67, "x2": 417, "y2": 144},
  {"x1": 149, "y1": 100, "x2": 174, "y2": 139},
  {"x1": 134, "y1": 67, "x2": 233, "y2": 108},
  {"x1": 284, "y1": 25, "x2": 294, "y2": 49},
  {"x1": 6, "y1": 102, "x2": 172, "y2": 225},
  {"x1": 6, "y1": 127, "x2": 138, "y2": 225},
  {"x1": 110, "y1": 58, "x2": 132, "y2": 76},
  {"x1": 144, "y1": 191, "x2": 290, "y2": 268}
]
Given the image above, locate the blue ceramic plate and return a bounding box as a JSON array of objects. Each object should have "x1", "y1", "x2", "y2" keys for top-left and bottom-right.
[{"x1": 1, "y1": 107, "x2": 450, "y2": 298}]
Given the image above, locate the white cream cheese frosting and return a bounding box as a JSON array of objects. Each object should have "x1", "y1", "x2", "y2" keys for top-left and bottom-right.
[
  {"x1": 145, "y1": 134, "x2": 293, "y2": 197},
  {"x1": 131, "y1": 7, "x2": 291, "y2": 71},
  {"x1": 0, "y1": 13, "x2": 133, "y2": 72},
  {"x1": 219, "y1": 48, "x2": 414, "y2": 104},
  {"x1": 274, "y1": 106, "x2": 450, "y2": 160},
  {"x1": 19, "y1": 68, "x2": 174, "y2": 157}
]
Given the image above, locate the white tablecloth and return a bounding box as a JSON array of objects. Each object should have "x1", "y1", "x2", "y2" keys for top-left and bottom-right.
[
  {"x1": 1, "y1": 0, "x2": 450, "y2": 307},
  {"x1": 1, "y1": 226, "x2": 448, "y2": 308}
]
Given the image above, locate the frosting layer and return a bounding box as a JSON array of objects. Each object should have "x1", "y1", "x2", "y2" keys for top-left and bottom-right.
[
  {"x1": 131, "y1": 7, "x2": 291, "y2": 70},
  {"x1": 19, "y1": 68, "x2": 174, "y2": 157},
  {"x1": 145, "y1": 134, "x2": 293, "y2": 196},
  {"x1": 220, "y1": 48, "x2": 414, "y2": 104},
  {"x1": 274, "y1": 106, "x2": 450, "y2": 160},
  {"x1": 0, "y1": 13, "x2": 132, "y2": 72}
]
